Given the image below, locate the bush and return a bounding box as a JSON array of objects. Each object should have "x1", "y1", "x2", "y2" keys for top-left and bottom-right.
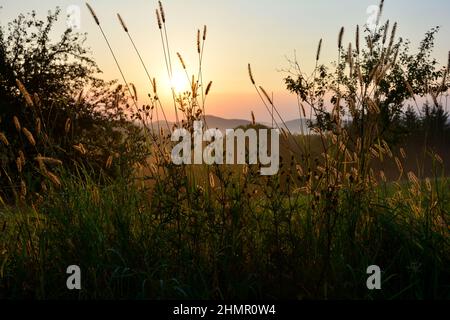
[{"x1": 0, "y1": 8, "x2": 147, "y2": 203}]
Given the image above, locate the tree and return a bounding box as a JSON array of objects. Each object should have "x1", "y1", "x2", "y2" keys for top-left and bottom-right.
[
  {"x1": 0, "y1": 9, "x2": 146, "y2": 203},
  {"x1": 402, "y1": 105, "x2": 420, "y2": 136},
  {"x1": 284, "y1": 22, "x2": 449, "y2": 146},
  {"x1": 421, "y1": 102, "x2": 449, "y2": 145}
]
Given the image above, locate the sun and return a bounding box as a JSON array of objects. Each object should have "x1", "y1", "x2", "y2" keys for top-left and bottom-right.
[{"x1": 171, "y1": 71, "x2": 188, "y2": 94}]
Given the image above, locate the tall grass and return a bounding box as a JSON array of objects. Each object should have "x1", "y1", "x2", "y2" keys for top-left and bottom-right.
[{"x1": 0, "y1": 0, "x2": 449, "y2": 299}]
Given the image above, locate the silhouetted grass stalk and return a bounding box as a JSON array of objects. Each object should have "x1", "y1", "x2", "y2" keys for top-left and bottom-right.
[{"x1": 117, "y1": 13, "x2": 170, "y2": 131}]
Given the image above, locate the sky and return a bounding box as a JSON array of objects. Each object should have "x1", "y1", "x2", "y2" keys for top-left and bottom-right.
[{"x1": 1, "y1": 0, "x2": 450, "y2": 122}]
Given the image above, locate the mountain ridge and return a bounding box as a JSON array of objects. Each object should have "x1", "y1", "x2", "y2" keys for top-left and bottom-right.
[{"x1": 148, "y1": 115, "x2": 312, "y2": 133}]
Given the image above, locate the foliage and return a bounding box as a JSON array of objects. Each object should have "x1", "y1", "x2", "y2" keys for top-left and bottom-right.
[
  {"x1": 285, "y1": 24, "x2": 450, "y2": 145},
  {"x1": 0, "y1": 9, "x2": 147, "y2": 203}
]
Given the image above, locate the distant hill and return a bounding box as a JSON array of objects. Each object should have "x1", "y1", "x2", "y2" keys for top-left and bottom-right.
[
  {"x1": 283, "y1": 118, "x2": 311, "y2": 134},
  {"x1": 148, "y1": 115, "x2": 251, "y2": 132},
  {"x1": 148, "y1": 115, "x2": 313, "y2": 134},
  {"x1": 202, "y1": 115, "x2": 252, "y2": 132}
]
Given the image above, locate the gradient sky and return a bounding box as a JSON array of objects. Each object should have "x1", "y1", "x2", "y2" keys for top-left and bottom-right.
[{"x1": 1, "y1": 0, "x2": 450, "y2": 121}]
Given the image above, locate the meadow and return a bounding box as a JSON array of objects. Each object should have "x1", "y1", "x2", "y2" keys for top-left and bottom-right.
[{"x1": 0, "y1": 1, "x2": 449, "y2": 299}]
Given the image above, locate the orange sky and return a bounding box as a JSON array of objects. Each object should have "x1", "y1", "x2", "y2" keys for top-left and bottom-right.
[{"x1": 2, "y1": 0, "x2": 450, "y2": 121}]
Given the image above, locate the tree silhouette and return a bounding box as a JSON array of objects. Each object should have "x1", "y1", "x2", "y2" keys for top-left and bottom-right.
[{"x1": 0, "y1": 9, "x2": 146, "y2": 202}]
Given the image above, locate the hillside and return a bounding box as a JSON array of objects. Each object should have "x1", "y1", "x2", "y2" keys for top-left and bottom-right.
[{"x1": 149, "y1": 115, "x2": 312, "y2": 133}]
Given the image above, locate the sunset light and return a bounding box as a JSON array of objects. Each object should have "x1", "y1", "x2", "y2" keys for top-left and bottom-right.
[{"x1": 170, "y1": 70, "x2": 189, "y2": 94}]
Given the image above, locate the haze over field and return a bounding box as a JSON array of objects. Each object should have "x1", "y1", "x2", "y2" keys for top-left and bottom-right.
[{"x1": 149, "y1": 115, "x2": 312, "y2": 134}]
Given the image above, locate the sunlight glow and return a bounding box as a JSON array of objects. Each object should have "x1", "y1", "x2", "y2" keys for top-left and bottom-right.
[{"x1": 171, "y1": 71, "x2": 189, "y2": 94}]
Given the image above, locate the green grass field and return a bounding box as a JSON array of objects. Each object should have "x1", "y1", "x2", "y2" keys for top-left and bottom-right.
[{"x1": 1, "y1": 163, "x2": 448, "y2": 299}]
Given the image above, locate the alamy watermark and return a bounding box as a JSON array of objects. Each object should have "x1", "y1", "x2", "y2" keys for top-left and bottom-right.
[
  {"x1": 64, "y1": 264, "x2": 381, "y2": 291},
  {"x1": 66, "y1": 5, "x2": 81, "y2": 30},
  {"x1": 66, "y1": 265, "x2": 81, "y2": 290},
  {"x1": 171, "y1": 121, "x2": 280, "y2": 176},
  {"x1": 366, "y1": 265, "x2": 382, "y2": 290}
]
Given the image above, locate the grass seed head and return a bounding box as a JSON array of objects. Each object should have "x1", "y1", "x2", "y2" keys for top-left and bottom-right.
[
  {"x1": 0, "y1": 132, "x2": 9, "y2": 146},
  {"x1": 400, "y1": 148, "x2": 407, "y2": 159},
  {"x1": 425, "y1": 178, "x2": 432, "y2": 192},
  {"x1": 388, "y1": 22, "x2": 397, "y2": 52},
  {"x1": 197, "y1": 29, "x2": 201, "y2": 53},
  {"x1": 347, "y1": 43, "x2": 353, "y2": 70},
  {"x1": 209, "y1": 172, "x2": 215, "y2": 188},
  {"x1": 22, "y1": 128, "x2": 36, "y2": 146},
  {"x1": 316, "y1": 38, "x2": 322, "y2": 61},
  {"x1": 377, "y1": 0, "x2": 385, "y2": 26},
  {"x1": 391, "y1": 47, "x2": 399, "y2": 65},
  {"x1": 156, "y1": 10, "x2": 162, "y2": 29},
  {"x1": 407, "y1": 171, "x2": 420, "y2": 188},
  {"x1": 338, "y1": 27, "x2": 344, "y2": 48},
  {"x1": 77, "y1": 90, "x2": 84, "y2": 105},
  {"x1": 370, "y1": 148, "x2": 380, "y2": 159},
  {"x1": 86, "y1": 3, "x2": 100, "y2": 25},
  {"x1": 356, "y1": 25, "x2": 360, "y2": 54},
  {"x1": 20, "y1": 180, "x2": 27, "y2": 197},
  {"x1": 447, "y1": 51, "x2": 450, "y2": 73},
  {"x1": 395, "y1": 156, "x2": 403, "y2": 173},
  {"x1": 367, "y1": 36, "x2": 373, "y2": 54},
  {"x1": 177, "y1": 52, "x2": 186, "y2": 69},
  {"x1": 65, "y1": 118, "x2": 71, "y2": 134},
  {"x1": 131, "y1": 83, "x2": 138, "y2": 100},
  {"x1": 16, "y1": 157, "x2": 22, "y2": 173},
  {"x1": 357, "y1": 63, "x2": 363, "y2": 84},
  {"x1": 106, "y1": 155, "x2": 113, "y2": 169},
  {"x1": 434, "y1": 153, "x2": 443, "y2": 165},
  {"x1": 46, "y1": 171, "x2": 61, "y2": 188},
  {"x1": 152, "y1": 78, "x2": 157, "y2": 95},
  {"x1": 36, "y1": 154, "x2": 47, "y2": 173},
  {"x1": 35, "y1": 118, "x2": 41, "y2": 135},
  {"x1": 248, "y1": 64, "x2": 255, "y2": 85},
  {"x1": 259, "y1": 86, "x2": 273, "y2": 105},
  {"x1": 19, "y1": 150, "x2": 25, "y2": 165},
  {"x1": 205, "y1": 81, "x2": 213, "y2": 96},
  {"x1": 73, "y1": 143, "x2": 87, "y2": 155},
  {"x1": 382, "y1": 140, "x2": 393, "y2": 158},
  {"x1": 117, "y1": 14, "x2": 128, "y2": 32},
  {"x1": 367, "y1": 98, "x2": 380, "y2": 114},
  {"x1": 16, "y1": 79, "x2": 34, "y2": 107},
  {"x1": 191, "y1": 77, "x2": 198, "y2": 96},
  {"x1": 35, "y1": 157, "x2": 63, "y2": 166},
  {"x1": 380, "y1": 170, "x2": 387, "y2": 183},
  {"x1": 203, "y1": 25, "x2": 207, "y2": 41},
  {"x1": 33, "y1": 93, "x2": 41, "y2": 107},
  {"x1": 404, "y1": 79, "x2": 415, "y2": 98},
  {"x1": 158, "y1": 1, "x2": 166, "y2": 23},
  {"x1": 382, "y1": 20, "x2": 389, "y2": 45}
]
